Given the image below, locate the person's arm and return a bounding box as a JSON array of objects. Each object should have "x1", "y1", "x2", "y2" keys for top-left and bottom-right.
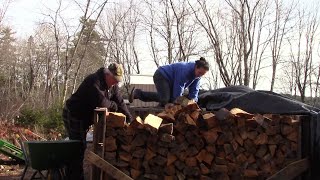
[
  {"x1": 172, "y1": 72, "x2": 185, "y2": 101},
  {"x1": 91, "y1": 81, "x2": 118, "y2": 111},
  {"x1": 111, "y1": 86, "x2": 133, "y2": 123},
  {"x1": 188, "y1": 78, "x2": 200, "y2": 102}
]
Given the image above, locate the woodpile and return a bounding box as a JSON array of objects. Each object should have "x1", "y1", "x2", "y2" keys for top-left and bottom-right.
[{"x1": 103, "y1": 103, "x2": 300, "y2": 180}]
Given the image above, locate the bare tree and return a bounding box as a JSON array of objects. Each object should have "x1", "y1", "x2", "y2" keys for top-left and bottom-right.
[
  {"x1": 142, "y1": 1, "x2": 161, "y2": 67},
  {"x1": 225, "y1": 0, "x2": 262, "y2": 86},
  {"x1": 99, "y1": 0, "x2": 140, "y2": 93},
  {"x1": 169, "y1": 0, "x2": 199, "y2": 61},
  {"x1": 191, "y1": 0, "x2": 271, "y2": 88},
  {"x1": 288, "y1": 8, "x2": 319, "y2": 102},
  {"x1": 269, "y1": 0, "x2": 294, "y2": 91},
  {"x1": 0, "y1": 0, "x2": 11, "y2": 26},
  {"x1": 250, "y1": 0, "x2": 271, "y2": 89},
  {"x1": 190, "y1": 0, "x2": 231, "y2": 86}
]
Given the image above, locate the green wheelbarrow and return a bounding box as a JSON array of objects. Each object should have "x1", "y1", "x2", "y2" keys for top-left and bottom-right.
[{"x1": 21, "y1": 140, "x2": 81, "y2": 180}]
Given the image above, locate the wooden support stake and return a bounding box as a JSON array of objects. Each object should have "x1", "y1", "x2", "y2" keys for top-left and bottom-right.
[
  {"x1": 91, "y1": 108, "x2": 108, "y2": 180},
  {"x1": 266, "y1": 158, "x2": 309, "y2": 180},
  {"x1": 86, "y1": 151, "x2": 133, "y2": 180}
]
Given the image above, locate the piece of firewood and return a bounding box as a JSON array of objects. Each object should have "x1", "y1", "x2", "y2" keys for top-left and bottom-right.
[
  {"x1": 236, "y1": 153, "x2": 247, "y2": 163},
  {"x1": 164, "y1": 164, "x2": 176, "y2": 175},
  {"x1": 202, "y1": 130, "x2": 218, "y2": 144},
  {"x1": 104, "y1": 136, "x2": 117, "y2": 151},
  {"x1": 160, "y1": 133, "x2": 175, "y2": 143},
  {"x1": 132, "y1": 148, "x2": 146, "y2": 159},
  {"x1": 266, "y1": 126, "x2": 278, "y2": 135},
  {"x1": 164, "y1": 176, "x2": 174, "y2": 180},
  {"x1": 217, "y1": 132, "x2": 233, "y2": 145},
  {"x1": 254, "y1": 114, "x2": 268, "y2": 129},
  {"x1": 230, "y1": 139, "x2": 239, "y2": 151},
  {"x1": 177, "y1": 151, "x2": 187, "y2": 161},
  {"x1": 255, "y1": 145, "x2": 268, "y2": 158},
  {"x1": 104, "y1": 151, "x2": 116, "y2": 160},
  {"x1": 200, "y1": 163, "x2": 210, "y2": 175},
  {"x1": 230, "y1": 108, "x2": 254, "y2": 119},
  {"x1": 200, "y1": 175, "x2": 213, "y2": 180},
  {"x1": 119, "y1": 151, "x2": 132, "y2": 162},
  {"x1": 202, "y1": 152, "x2": 214, "y2": 165},
  {"x1": 144, "y1": 114, "x2": 163, "y2": 134},
  {"x1": 247, "y1": 154, "x2": 256, "y2": 164},
  {"x1": 247, "y1": 131, "x2": 258, "y2": 140},
  {"x1": 153, "y1": 155, "x2": 167, "y2": 166},
  {"x1": 184, "y1": 114, "x2": 197, "y2": 126},
  {"x1": 183, "y1": 166, "x2": 200, "y2": 177},
  {"x1": 224, "y1": 144, "x2": 233, "y2": 155},
  {"x1": 130, "y1": 158, "x2": 142, "y2": 170},
  {"x1": 215, "y1": 157, "x2": 227, "y2": 165},
  {"x1": 234, "y1": 133, "x2": 244, "y2": 146},
  {"x1": 185, "y1": 157, "x2": 198, "y2": 167},
  {"x1": 121, "y1": 144, "x2": 132, "y2": 152},
  {"x1": 115, "y1": 160, "x2": 129, "y2": 168},
  {"x1": 214, "y1": 164, "x2": 228, "y2": 173},
  {"x1": 244, "y1": 169, "x2": 258, "y2": 177},
  {"x1": 176, "y1": 170, "x2": 186, "y2": 180},
  {"x1": 215, "y1": 108, "x2": 233, "y2": 121},
  {"x1": 206, "y1": 145, "x2": 216, "y2": 154},
  {"x1": 143, "y1": 174, "x2": 159, "y2": 180},
  {"x1": 131, "y1": 133, "x2": 147, "y2": 147},
  {"x1": 236, "y1": 118, "x2": 246, "y2": 129},
  {"x1": 144, "y1": 148, "x2": 156, "y2": 161},
  {"x1": 269, "y1": 145, "x2": 277, "y2": 157},
  {"x1": 239, "y1": 129, "x2": 248, "y2": 140},
  {"x1": 186, "y1": 146, "x2": 200, "y2": 157},
  {"x1": 130, "y1": 169, "x2": 141, "y2": 179},
  {"x1": 159, "y1": 123, "x2": 174, "y2": 134},
  {"x1": 106, "y1": 112, "x2": 126, "y2": 128},
  {"x1": 281, "y1": 125, "x2": 294, "y2": 135},
  {"x1": 196, "y1": 149, "x2": 207, "y2": 163},
  {"x1": 202, "y1": 113, "x2": 219, "y2": 129},
  {"x1": 190, "y1": 110, "x2": 200, "y2": 121},
  {"x1": 157, "y1": 147, "x2": 169, "y2": 157},
  {"x1": 254, "y1": 133, "x2": 268, "y2": 145},
  {"x1": 129, "y1": 116, "x2": 144, "y2": 129},
  {"x1": 243, "y1": 139, "x2": 257, "y2": 154},
  {"x1": 287, "y1": 131, "x2": 298, "y2": 142},
  {"x1": 157, "y1": 112, "x2": 175, "y2": 122}
]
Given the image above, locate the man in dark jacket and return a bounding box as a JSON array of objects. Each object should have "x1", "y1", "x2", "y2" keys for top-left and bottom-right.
[{"x1": 63, "y1": 63, "x2": 133, "y2": 179}]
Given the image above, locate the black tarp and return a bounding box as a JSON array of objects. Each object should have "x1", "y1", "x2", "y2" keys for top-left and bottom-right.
[{"x1": 198, "y1": 85, "x2": 320, "y2": 179}]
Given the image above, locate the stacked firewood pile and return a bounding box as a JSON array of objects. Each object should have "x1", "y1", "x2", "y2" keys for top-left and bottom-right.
[{"x1": 104, "y1": 102, "x2": 300, "y2": 180}]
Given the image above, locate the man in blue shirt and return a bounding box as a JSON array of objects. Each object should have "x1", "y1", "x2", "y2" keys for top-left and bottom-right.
[{"x1": 129, "y1": 57, "x2": 209, "y2": 106}]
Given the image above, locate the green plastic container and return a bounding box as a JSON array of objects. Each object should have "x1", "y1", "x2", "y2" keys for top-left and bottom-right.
[
  {"x1": 24, "y1": 140, "x2": 81, "y2": 170},
  {"x1": 0, "y1": 139, "x2": 25, "y2": 161}
]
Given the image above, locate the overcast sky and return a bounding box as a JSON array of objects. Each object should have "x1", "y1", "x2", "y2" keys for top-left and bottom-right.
[
  {"x1": 3, "y1": 0, "x2": 320, "y2": 93},
  {"x1": 5, "y1": 0, "x2": 318, "y2": 37},
  {"x1": 5, "y1": 0, "x2": 84, "y2": 37}
]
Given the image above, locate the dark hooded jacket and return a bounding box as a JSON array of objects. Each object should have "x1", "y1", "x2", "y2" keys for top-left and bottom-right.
[{"x1": 65, "y1": 67, "x2": 133, "y2": 129}]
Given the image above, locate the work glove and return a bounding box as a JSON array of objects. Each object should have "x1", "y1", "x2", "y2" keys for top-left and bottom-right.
[{"x1": 109, "y1": 101, "x2": 118, "y2": 112}]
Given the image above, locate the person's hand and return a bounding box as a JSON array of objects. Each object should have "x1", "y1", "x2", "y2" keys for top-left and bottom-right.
[{"x1": 109, "y1": 101, "x2": 118, "y2": 112}]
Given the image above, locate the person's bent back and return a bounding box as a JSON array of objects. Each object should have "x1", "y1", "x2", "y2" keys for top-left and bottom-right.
[{"x1": 129, "y1": 57, "x2": 209, "y2": 106}]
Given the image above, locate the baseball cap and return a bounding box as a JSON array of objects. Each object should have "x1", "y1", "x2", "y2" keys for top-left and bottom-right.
[{"x1": 108, "y1": 63, "x2": 123, "y2": 82}]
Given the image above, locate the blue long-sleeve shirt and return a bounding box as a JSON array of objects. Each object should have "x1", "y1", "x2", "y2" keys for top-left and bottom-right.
[{"x1": 158, "y1": 62, "x2": 201, "y2": 102}]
